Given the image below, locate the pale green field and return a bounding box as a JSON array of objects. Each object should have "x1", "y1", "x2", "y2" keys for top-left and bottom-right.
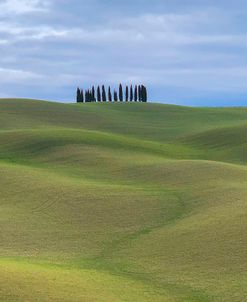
[{"x1": 0, "y1": 99, "x2": 247, "y2": 302}]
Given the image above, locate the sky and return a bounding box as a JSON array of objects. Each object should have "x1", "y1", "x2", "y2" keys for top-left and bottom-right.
[{"x1": 0, "y1": 0, "x2": 247, "y2": 106}]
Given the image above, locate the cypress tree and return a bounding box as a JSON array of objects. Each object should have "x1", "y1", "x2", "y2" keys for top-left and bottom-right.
[
  {"x1": 114, "y1": 90, "x2": 118, "y2": 102},
  {"x1": 140, "y1": 85, "x2": 143, "y2": 102},
  {"x1": 86, "y1": 90, "x2": 91, "y2": 102},
  {"x1": 134, "y1": 85, "x2": 138, "y2": 102},
  {"x1": 141, "y1": 85, "x2": 144, "y2": 102},
  {"x1": 76, "y1": 87, "x2": 81, "y2": 103},
  {"x1": 144, "y1": 86, "x2": 148, "y2": 102},
  {"x1": 97, "y1": 86, "x2": 101, "y2": 102},
  {"x1": 85, "y1": 90, "x2": 88, "y2": 102},
  {"x1": 138, "y1": 85, "x2": 142, "y2": 102},
  {"x1": 89, "y1": 90, "x2": 92, "y2": 102},
  {"x1": 119, "y1": 84, "x2": 123, "y2": 102},
  {"x1": 142, "y1": 85, "x2": 147, "y2": 102},
  {"x1": 92, "y1": 86, "x2": 96, "y2": 102},
  {"x1": 85, "y1": 90, "x2": 89, "y2": 102},
  {"x1": 108, "y1": 86, "x2": 112, "y2": 102},
  {"x1": 130, "y1": 85, "x2": 133, "y2": 102},
  {"x1": 125, "y1": 86, "x2": 129, "y2": 102},
  {"x1": 81, "y1": 89, "x2": 84, "y2": 103},
  {"x1": 102, "y1": 85, "x2": 107, "y2": 102}
]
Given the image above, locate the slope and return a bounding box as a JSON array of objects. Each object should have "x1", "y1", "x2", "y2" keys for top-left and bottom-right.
[{"x1": 0, "y1": 99, "x2": 246, "y2": 302}]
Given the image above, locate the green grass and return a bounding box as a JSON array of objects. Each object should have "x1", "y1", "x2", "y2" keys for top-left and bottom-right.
[{"x1": 0, "y1": 98, "x2": 246, "y2": 301}]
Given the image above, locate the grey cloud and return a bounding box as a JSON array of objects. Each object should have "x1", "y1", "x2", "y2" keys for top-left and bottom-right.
[
  {"x1": 1, "y1": 0, "x2": 247, "y2": 105},
  {"x1": 0, "y1": 67, "x2": 42, "y2": 83},
  {"x1": 0, "y1": 0, "x2": 50, "y2": 15}
]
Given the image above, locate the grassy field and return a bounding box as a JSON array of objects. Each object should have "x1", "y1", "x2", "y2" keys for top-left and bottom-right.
[{"x1": 0, "y1": 98, "x2": 247, "y2": 302}]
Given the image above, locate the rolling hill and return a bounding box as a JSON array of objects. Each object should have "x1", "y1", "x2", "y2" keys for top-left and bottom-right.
[{"x1": 0, "y1": 99, "x2": 247, "y2": 302}]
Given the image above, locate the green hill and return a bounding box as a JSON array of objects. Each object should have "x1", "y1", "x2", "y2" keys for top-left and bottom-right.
[{"x1": 0, "y1": 99, "x2": 246, "y2": 302}]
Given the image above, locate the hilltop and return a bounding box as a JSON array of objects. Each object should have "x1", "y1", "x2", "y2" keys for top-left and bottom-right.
[{"x1": 0, "y1": 99, "x2": 247, "y2": 302}]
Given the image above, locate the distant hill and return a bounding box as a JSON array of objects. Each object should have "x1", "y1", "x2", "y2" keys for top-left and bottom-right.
[{"x1": 0, "y1": 99, "x2": 247, "y2": 302}]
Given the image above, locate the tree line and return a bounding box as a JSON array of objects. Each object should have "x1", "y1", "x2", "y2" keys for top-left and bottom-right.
[{"x1": 76, "y1": 84, "x2": 148, "y2": 103}]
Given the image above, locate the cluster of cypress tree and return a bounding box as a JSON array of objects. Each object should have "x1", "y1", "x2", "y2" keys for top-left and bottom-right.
[{"x1": 76, "y1": 84, "x2": 147, "y2": 103}]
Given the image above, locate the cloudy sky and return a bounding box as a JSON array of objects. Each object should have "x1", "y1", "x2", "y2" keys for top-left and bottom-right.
[{"x1": 0, "y1": 0, "x2": 247, "y2": 106}]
